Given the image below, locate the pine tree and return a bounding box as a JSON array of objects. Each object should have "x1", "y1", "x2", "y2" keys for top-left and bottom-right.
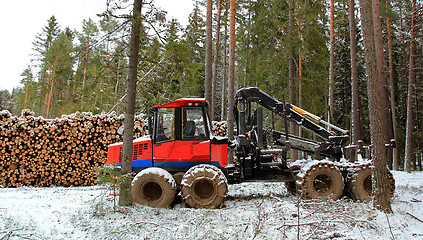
[
  {"x1": 205, "y1": 0, "x2": 213, "y2": 110},
  {"x1": 329, "y1": 0, "x2": 335, "y2": 126},
  {"x1": 14, "y1": 68, "x2": 36, "y2": 112},
  {"x1": 75, "y1": 19, "x2": 101, "y2": 113},
  {"x1": 358, "y1": 0, "x2": 393, "y2": 213},
  {"x1": 211, "y1": 0, "x2": 223, "y2": 121},
  {"x1": 385, "y1": 0, "x2": 399, "y2": 170},
  {"x1": 32, "y1": 16, "x2": 61, "y2": 116},
  {"x1": 44, "y1": 28, "x2": 75, "y2": 118},
  {"x1": 289, "y1": 0, "x2": 298, "y2": 161},
  {"x1": 120, "y1": 0, "x2": 143, "y2": 207},
  {"x1": 350, "y1": 0, "x2": 360, "y2": 146},
  {"x1": 183, "y1": 2, "x2": 206, "y2": 97},
  {"x1": 0, "y1": 90, "x2": 13, "y2": 111},
  {"x1": 404, "y1": 0, "x2": 416, "y2": 173},
  {"x1": 227, "y1": 0, "x2": 236, "y2": 140}
]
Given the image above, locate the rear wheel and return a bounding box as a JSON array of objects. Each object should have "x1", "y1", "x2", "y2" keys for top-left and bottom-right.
[
  {"x1": 347, "y1": 166, "x2": 372, "y2": 202},
  {"x1": 172, "y1": 172, "x2": 185, "y2": 191},
  {"x1": 181, "y1": 164, "x2": 228, "y2": 208},
  {"x1": 285, "y1": 181, "x2": 297, "y2": 194},
  {"x1": 297, "y1": 162, "x2": 344, "y2": 200},
  {"x1": 387, "y1": 168, "x2": 395, "y2": 197},
  {"x1": 132, "y1": 167, "x2": 176, "y2": 208},
  {"x1": 347, "y1": 166, "x2": 395, "y2": 202}
]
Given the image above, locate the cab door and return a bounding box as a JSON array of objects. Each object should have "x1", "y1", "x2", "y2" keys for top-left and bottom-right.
[
  {"x1": 152, "y1": 108, "x2": 176, "y2": 162},
  {"x1": 153, "y1": 106, "x2": 211, "y2": 169}
]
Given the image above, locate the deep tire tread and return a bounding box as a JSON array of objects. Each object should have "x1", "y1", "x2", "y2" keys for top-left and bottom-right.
[{"x1": 181, "y1": 164, "x2": 228, "y2": 209}]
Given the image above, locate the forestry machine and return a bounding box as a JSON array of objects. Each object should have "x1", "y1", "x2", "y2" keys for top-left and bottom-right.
[{"x1": 106, "y1": 87, "x2": 394, "y2": 208}]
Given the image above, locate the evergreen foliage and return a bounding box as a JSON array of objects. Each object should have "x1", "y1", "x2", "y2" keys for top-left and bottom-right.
[{"x1": 3, "y1": 0, "x2": 422, "y2": 169}]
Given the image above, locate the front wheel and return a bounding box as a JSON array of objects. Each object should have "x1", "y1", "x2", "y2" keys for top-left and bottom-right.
[
  {"x1": 131, "y1": 167, "x2": 176, "y2": 208},
  {"x1": 181, "y1": 164, "x2": 228, "y2": 208}
]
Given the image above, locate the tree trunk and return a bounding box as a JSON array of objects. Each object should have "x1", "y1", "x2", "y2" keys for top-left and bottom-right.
[
  {"x1": 83, "y1": 44, "x2": 89, "y2": 88},
  {"x1": 24, "y1": 84, "x2": 28, "y2": 105},
  {"x1": 46, "y1": 56, "x2": 58, "y2": 119},
  {"x1": 221, "y1": 3, "x2": 229, "y2": 122},
  {"x1": 119, "y1": 0, "x2": 143, "y2": 206},
  {"x1": 329, "y1": 0, "x2": 335, "y2": 126},
  {"x1": 205, "y1": 0, "x2": 213, "y2": 117},
  {"x1": 359, "y1": 0, "x2": 392, "y2": 213},
  {"x1": 297, "y1": 0, "x2": 303, "y2": 159},
  {"x1": 289, "y1": 0, "x2": 297, "y2": 161},
  {"x1": 349, "y1": 0, "x2": 360, "y2": 147},
  {"x1": 405, "y1": 0, "x2": 416, "y2": 173},
  {"x1": 373, "y1": 0, "x2": 392, "y2": 170},
  {"x1": 385, "y1": 0, "x2": 399, "y2": 170},
  {"x1": 372, "y1": 0, "x2": 393, "y2": 213},
  {"x1": 212, "y1": 0, "x2": 222, "y2": 121},
  {"x1": 73, "y1": 62, "x2": 78, "y2": 95},
  {"x1": 227, "y1": 0, "x2": 236, "y2": 141}
]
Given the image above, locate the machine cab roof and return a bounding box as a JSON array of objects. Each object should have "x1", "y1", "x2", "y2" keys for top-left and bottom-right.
[{"x1": 151, "y1": 98, "x2": 207, "y2": 109}]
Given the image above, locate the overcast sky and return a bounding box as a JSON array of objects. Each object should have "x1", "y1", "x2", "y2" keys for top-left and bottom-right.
[{"x1": 0, "y1": 0, "x2": 193, "y2": 92}]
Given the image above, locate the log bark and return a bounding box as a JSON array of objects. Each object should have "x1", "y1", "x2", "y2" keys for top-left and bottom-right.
[
  {"x1": 0, "y1": 111, "x2": 226, "y2": 188},
  {"x1": 0, "y1": 110, "x2": 147, "y2": 188}
]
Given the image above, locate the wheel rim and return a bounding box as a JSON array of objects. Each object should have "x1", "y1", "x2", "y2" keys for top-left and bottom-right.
[
  {"x1": 363, "y1": 175, "x2": 372, "y2": 195},
  {"x1": 193, "y1": 178, "x2": 215, "y2": 200},
  {"x1": 142, "y1": 181, "x2": 163, "y2": 201},
  {"x1": 313, "y1": 174, "x2": 333, "y2": 196}
]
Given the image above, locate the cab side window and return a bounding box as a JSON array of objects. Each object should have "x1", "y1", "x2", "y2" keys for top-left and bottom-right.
[
  {"x1": 155, "y1": 108, "x2": 175, "y2": 142},
  {"x1": 182, "y1": 107, "x2": 207, "y2": 140}
]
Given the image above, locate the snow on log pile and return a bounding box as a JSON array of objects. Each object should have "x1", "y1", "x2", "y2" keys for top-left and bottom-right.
[{"x1": 0, "y1": 110, "x2": 147, "y2": 187}]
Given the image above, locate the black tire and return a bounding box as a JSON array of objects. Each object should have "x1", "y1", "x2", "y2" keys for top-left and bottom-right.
[
  {"x1": 348, "y1": 166, "x2": 395, "y2": 202},
  {"x1": 347, "y1": 166, "x2": 372, "y2": 202},
  {"x1": 181, "y1": 164, "x2": 228, "y2": 208},
  {"x1": 172, "y1": 172, "x2": 185, "y2": 191},
  {"x1": 387, "y1": 168, "x2": 395, "y2": 197},
  {"x1": 131, "y1": 167, "x2": 176, "y2": 208},
  {"x1": 298, "y1": 163, "x2": 344, "y2": 200},
  {"x1": 285, "y1": 181, "x2": 297, "y2": 194}
]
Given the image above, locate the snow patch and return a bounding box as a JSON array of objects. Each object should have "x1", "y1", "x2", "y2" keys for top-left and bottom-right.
[{"x1": 1, "y1": 171, "x2": 423, "y2": 239}]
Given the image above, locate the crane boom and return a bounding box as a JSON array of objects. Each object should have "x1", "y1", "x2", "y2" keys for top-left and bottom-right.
[{"x1": 234, "y1": 87, "x2": 349, "y2": 159}]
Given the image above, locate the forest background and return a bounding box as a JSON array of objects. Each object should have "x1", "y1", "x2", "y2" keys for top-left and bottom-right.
[{"x1": 0, "y1": 0, "x2": 422, "y2": 172}]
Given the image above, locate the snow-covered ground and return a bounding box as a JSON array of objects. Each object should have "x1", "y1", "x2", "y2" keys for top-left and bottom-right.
[{"x1": 1, "y1": 171, "x2": 422, "y2": 240}]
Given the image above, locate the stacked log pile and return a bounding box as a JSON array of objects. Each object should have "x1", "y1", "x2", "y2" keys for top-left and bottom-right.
[
  {"x1": 212, "y1": 121, "x2": 227, "y2": 137},
  {"x1": 0, "y1": 110, "x2": 147, "y2": 187},
  {"x1": 0, "y1": 110, "x2": 228, "y2": 188}
]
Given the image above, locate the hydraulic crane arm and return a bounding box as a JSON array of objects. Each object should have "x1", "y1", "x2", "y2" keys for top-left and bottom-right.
[{"x1": 234, "y1": 87, "x2": 349, "y2": 155}]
